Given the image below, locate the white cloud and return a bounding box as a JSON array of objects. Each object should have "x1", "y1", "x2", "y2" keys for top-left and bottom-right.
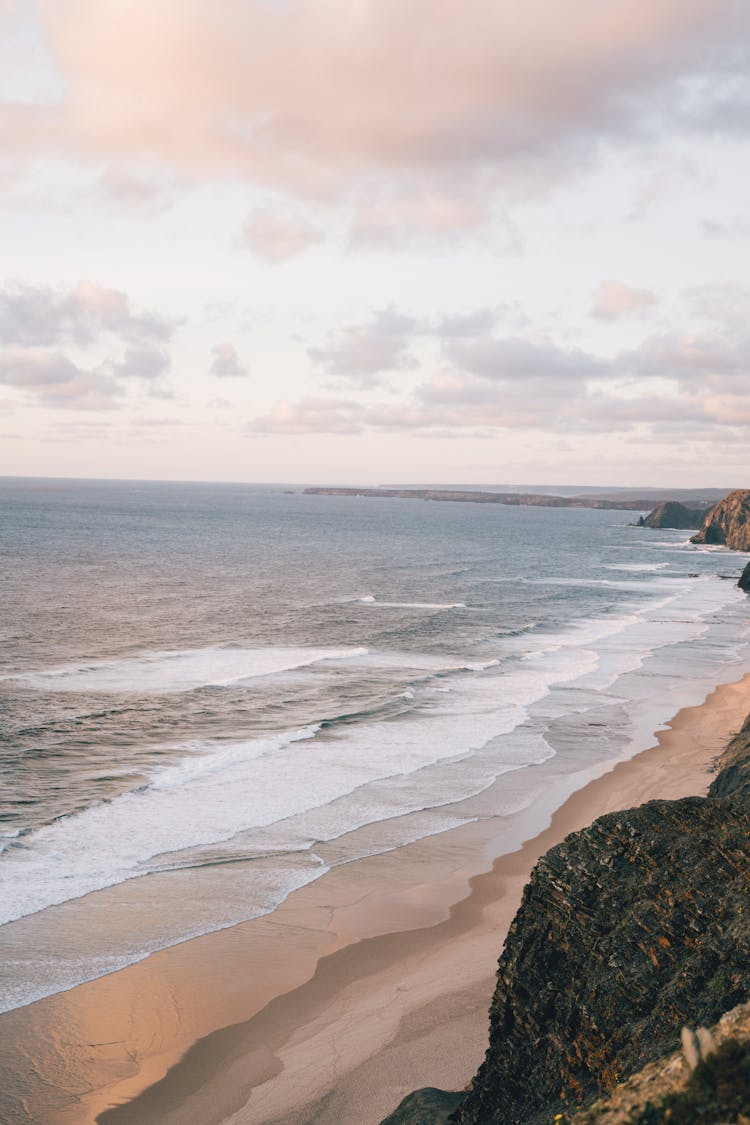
[
  {"x1": 444, "y1": 335, "x2": 607, "y2": 380},
  {"x1": 209, "y1": 342, "x2": 248, "y2": 377},
  {"x1": 310, "y1": 306, "x2": 420, "y2": 382},
  {"x1": 0, "y1": 347, "x2": 120, "y2": 409},
  {"x1": 112, "y1": 343, "x2": 171, "y2": 379},
  {"x1": 0, "y1": 280, "x2": 173, "y2": 346}
]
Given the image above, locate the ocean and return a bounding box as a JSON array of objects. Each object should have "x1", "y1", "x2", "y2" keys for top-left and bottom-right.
[{"x1": 1, "y1": 477, "x2": 749, "y2": 1014}]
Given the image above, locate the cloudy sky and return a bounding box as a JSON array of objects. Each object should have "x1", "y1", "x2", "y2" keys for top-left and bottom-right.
[{"x1": 1, "y1": 0, "x2": 749, "y2": 486}]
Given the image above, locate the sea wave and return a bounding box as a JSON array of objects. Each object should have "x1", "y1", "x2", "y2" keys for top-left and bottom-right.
[{"x1": 5, "y1": 645, "x2": 370, "y2": 694}]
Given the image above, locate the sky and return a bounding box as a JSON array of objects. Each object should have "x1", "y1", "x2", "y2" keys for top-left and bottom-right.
[{"x1": 1, "y1": 0, "x2": 749, "y2": 487}]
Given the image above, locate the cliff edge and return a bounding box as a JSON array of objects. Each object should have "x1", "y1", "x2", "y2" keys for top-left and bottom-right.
[
  {"x1": 382, "y1": 720, "x2": 750, "y2": 1125},
  {"x1": 690, "y1": 489, "x2": 750, "y2": 550}
]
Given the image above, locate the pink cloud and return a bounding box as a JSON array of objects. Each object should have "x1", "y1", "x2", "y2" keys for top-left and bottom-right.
[
  {"x1": 0, "y1": 347, "x2": 120, "y2": 409},
  {"x1": 591, "y1": 280, "x2": 656, "y2": 319},
  {"x1": 251, "y1": 396, "x2": 364, "y2": 434},
  {"x1": 242, "y1": 208, "x2": 322, "y2": 261},
  {"x1": 13, "y1": 1, "x2": 745, "y2": 199}
]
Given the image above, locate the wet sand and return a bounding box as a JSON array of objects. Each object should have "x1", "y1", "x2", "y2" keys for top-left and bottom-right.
[{"x1": 2, "y1": 673, "x2": 748, "y2": 1125}]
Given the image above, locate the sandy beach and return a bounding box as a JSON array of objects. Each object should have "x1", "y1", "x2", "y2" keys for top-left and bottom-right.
[{"x1": 2, "y1": 671, "x2": 748, "y2": 1125}]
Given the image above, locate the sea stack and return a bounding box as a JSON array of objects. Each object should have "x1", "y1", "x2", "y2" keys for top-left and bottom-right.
[
  {"x1": 639, "y1": 500, "x2": 711, "y2": 530},
  {"x1": 691, "y1": 489, "x2": 750, "y2": 550}
]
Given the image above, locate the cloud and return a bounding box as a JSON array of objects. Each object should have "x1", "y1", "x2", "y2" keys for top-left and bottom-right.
[
  {"x1": 0, "y1": 280, "x2": 173, "y2": 346},
  {"x1": 15, "y1": 1, "x2": 750, "y2": 200},
  {"x1": 112, "y1": 343, "x2": 170, "y2": 379},
  {"x1": 0, "y1": 347, "x2": 120, "y2": 409},
  {"x1": 310, "y1": 305, "x2": 419, "y2": 381},
  {"x1": 620, "y1": 331, "x2": 750, "y2": 385},
  {"x1": 686, "y1": 283, "x2": 750, "y2": 331},
  {"x1": 209, "y1": 342, "x2": 248, "y2": 377},
  {"x1": 250, "y1": 396, "x2": 364, "y2": 434},
  {"x1": 251, "y1": 375, "x2": 750, "y2": 441},
  {"x1": 251, "y1": 313, "x2": 750, "y2": 439},
  {"x1": 444, "y1": 334, "x2": 607, "y2": 381},
  {"x1": 0, "y1": 280, "x2": 176, "y2": 405},
  {"x1": 436, "y1": 309, "x2": 501, "y2": 338},
  {"x1": 0, "y1": 348, "x2": 80, "y2": 387},
  {"x1": 591, "y1": 279, "x2": 656, "y2": 319},
  {"x1": 242, "y1": 208, "x2": 322, "y2": 261},
  {"x1": 700, "y1": 218, "x2": 750, "y2": 239},
  {"x1": 97, "y1": 165, "x2": 180, "y2": 210}
]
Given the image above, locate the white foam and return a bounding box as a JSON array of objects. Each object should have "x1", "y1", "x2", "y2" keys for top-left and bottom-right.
[
  {"x1": 148, "y1": 725, "x2": 321, "y2": 789},
  {"x1": 0, "y1": 644, "x2": 593, "y2": 927},
  {"x1": 357, "y1": 597, "x2": 467, "y2": 609},
  {"x1": 8, "y1": 645, "x2": 369, "y2": 694},
  {"x1": 603, "y1": 562, "x2": 670, "y2": 572}
]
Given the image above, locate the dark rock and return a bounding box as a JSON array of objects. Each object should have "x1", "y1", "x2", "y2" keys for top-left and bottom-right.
[
  {"x1": 691, "y1": 489, "x2": 750, "y2": 550},
  {"x1": 707, "y1": 715, "x2": 750, "y2": 801},
  {"x1": 739, "y1": 561, "x2": 750, "y2": 593},
  {"x1": 450, "y1": 789, "x2": 750, "y2": 1125},
  {"x1": 639, "y1": 501, "x2": 711, "y2": 530},
  {"x1": 381, "y1": 718, "x2": 750, "y2": 1125},
  {"x1": 379, "y1": 1088, "x2": 466, "y2": 1124},
  {"x1": 569, "y1": 1000, "x2": 750, "y2": 1124}
]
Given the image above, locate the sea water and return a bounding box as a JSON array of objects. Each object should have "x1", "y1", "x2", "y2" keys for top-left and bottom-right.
[{"x1": 1, "y1": 478, "x2": 749, "y2": 1012}]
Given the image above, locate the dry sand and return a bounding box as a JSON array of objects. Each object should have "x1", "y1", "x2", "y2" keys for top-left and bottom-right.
[{"x1": 4, "y1": 673, "x2": 749, "y2": 1125}]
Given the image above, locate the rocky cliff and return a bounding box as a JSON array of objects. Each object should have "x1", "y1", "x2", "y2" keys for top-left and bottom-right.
[
  {"x1": 691, "y1": 489, "x2": 750, "y2": 550},
  {"x1": 381, "y1": 720, "x2": 750, "y2": 1125},
  {"x1": 567, "y1": 1000, "x2": 750, "y2": 1124},
  {"x1": 638, "y1": 500, "x2": 711, "y2": 529}
]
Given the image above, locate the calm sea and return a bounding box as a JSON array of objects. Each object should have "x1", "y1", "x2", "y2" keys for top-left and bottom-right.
[{"x1": 1, "y1": 477, "x2": 748, "y2": 1012}]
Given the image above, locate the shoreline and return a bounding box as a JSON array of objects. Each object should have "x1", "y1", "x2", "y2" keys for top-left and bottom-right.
[{"x1": 2, "y1": 671, "x2": 748, "y2": 1125}]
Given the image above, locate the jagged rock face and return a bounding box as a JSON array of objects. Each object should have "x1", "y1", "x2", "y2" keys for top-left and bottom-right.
[
  {"x1": 739, "y1": 561, "x2": 750, "y2": 593},
  {"x1": 708, "y1": 715, "x2": 750, "y2": 802},
  {"x1": 450, "y1": 791, "x2": 750, "y2": 1125},
  {"x1": 640, "y1": 501, "x2": 710, "y2": 530},
  {"x1": 568, "y1": 1000, "x2": 750, "y2": 1124},
  {"x1": 380, "y1": 723, "x2": 750, "y2": 1125},
  {"x1": 690, "y1": 489, "x2": 750, "y2": 550}
]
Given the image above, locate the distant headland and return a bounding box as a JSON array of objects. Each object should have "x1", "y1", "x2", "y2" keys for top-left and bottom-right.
[{"x1": 303, "y1": 486, "x2": 728, "y2": 512}]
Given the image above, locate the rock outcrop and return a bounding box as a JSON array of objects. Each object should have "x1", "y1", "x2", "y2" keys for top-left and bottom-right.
[
  {"x1": 567, "y1": 1000, "x2": 750, "y2": 1124},
  {"x1": 638, "y1": 500, "x2": 711, "y2": 529},
  {"x1": 379, "y1": 1088, "x2": 465, "y2": 1124},
  {"x1": 739, "y1": 561, "x2": 750, "y2": 593},
  {"x1": 691, "y1": 489, "x2": 750, "y2": 550},
  {"x1": 381, "y1": 721, "x2": 750, "y2": 1125}
]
